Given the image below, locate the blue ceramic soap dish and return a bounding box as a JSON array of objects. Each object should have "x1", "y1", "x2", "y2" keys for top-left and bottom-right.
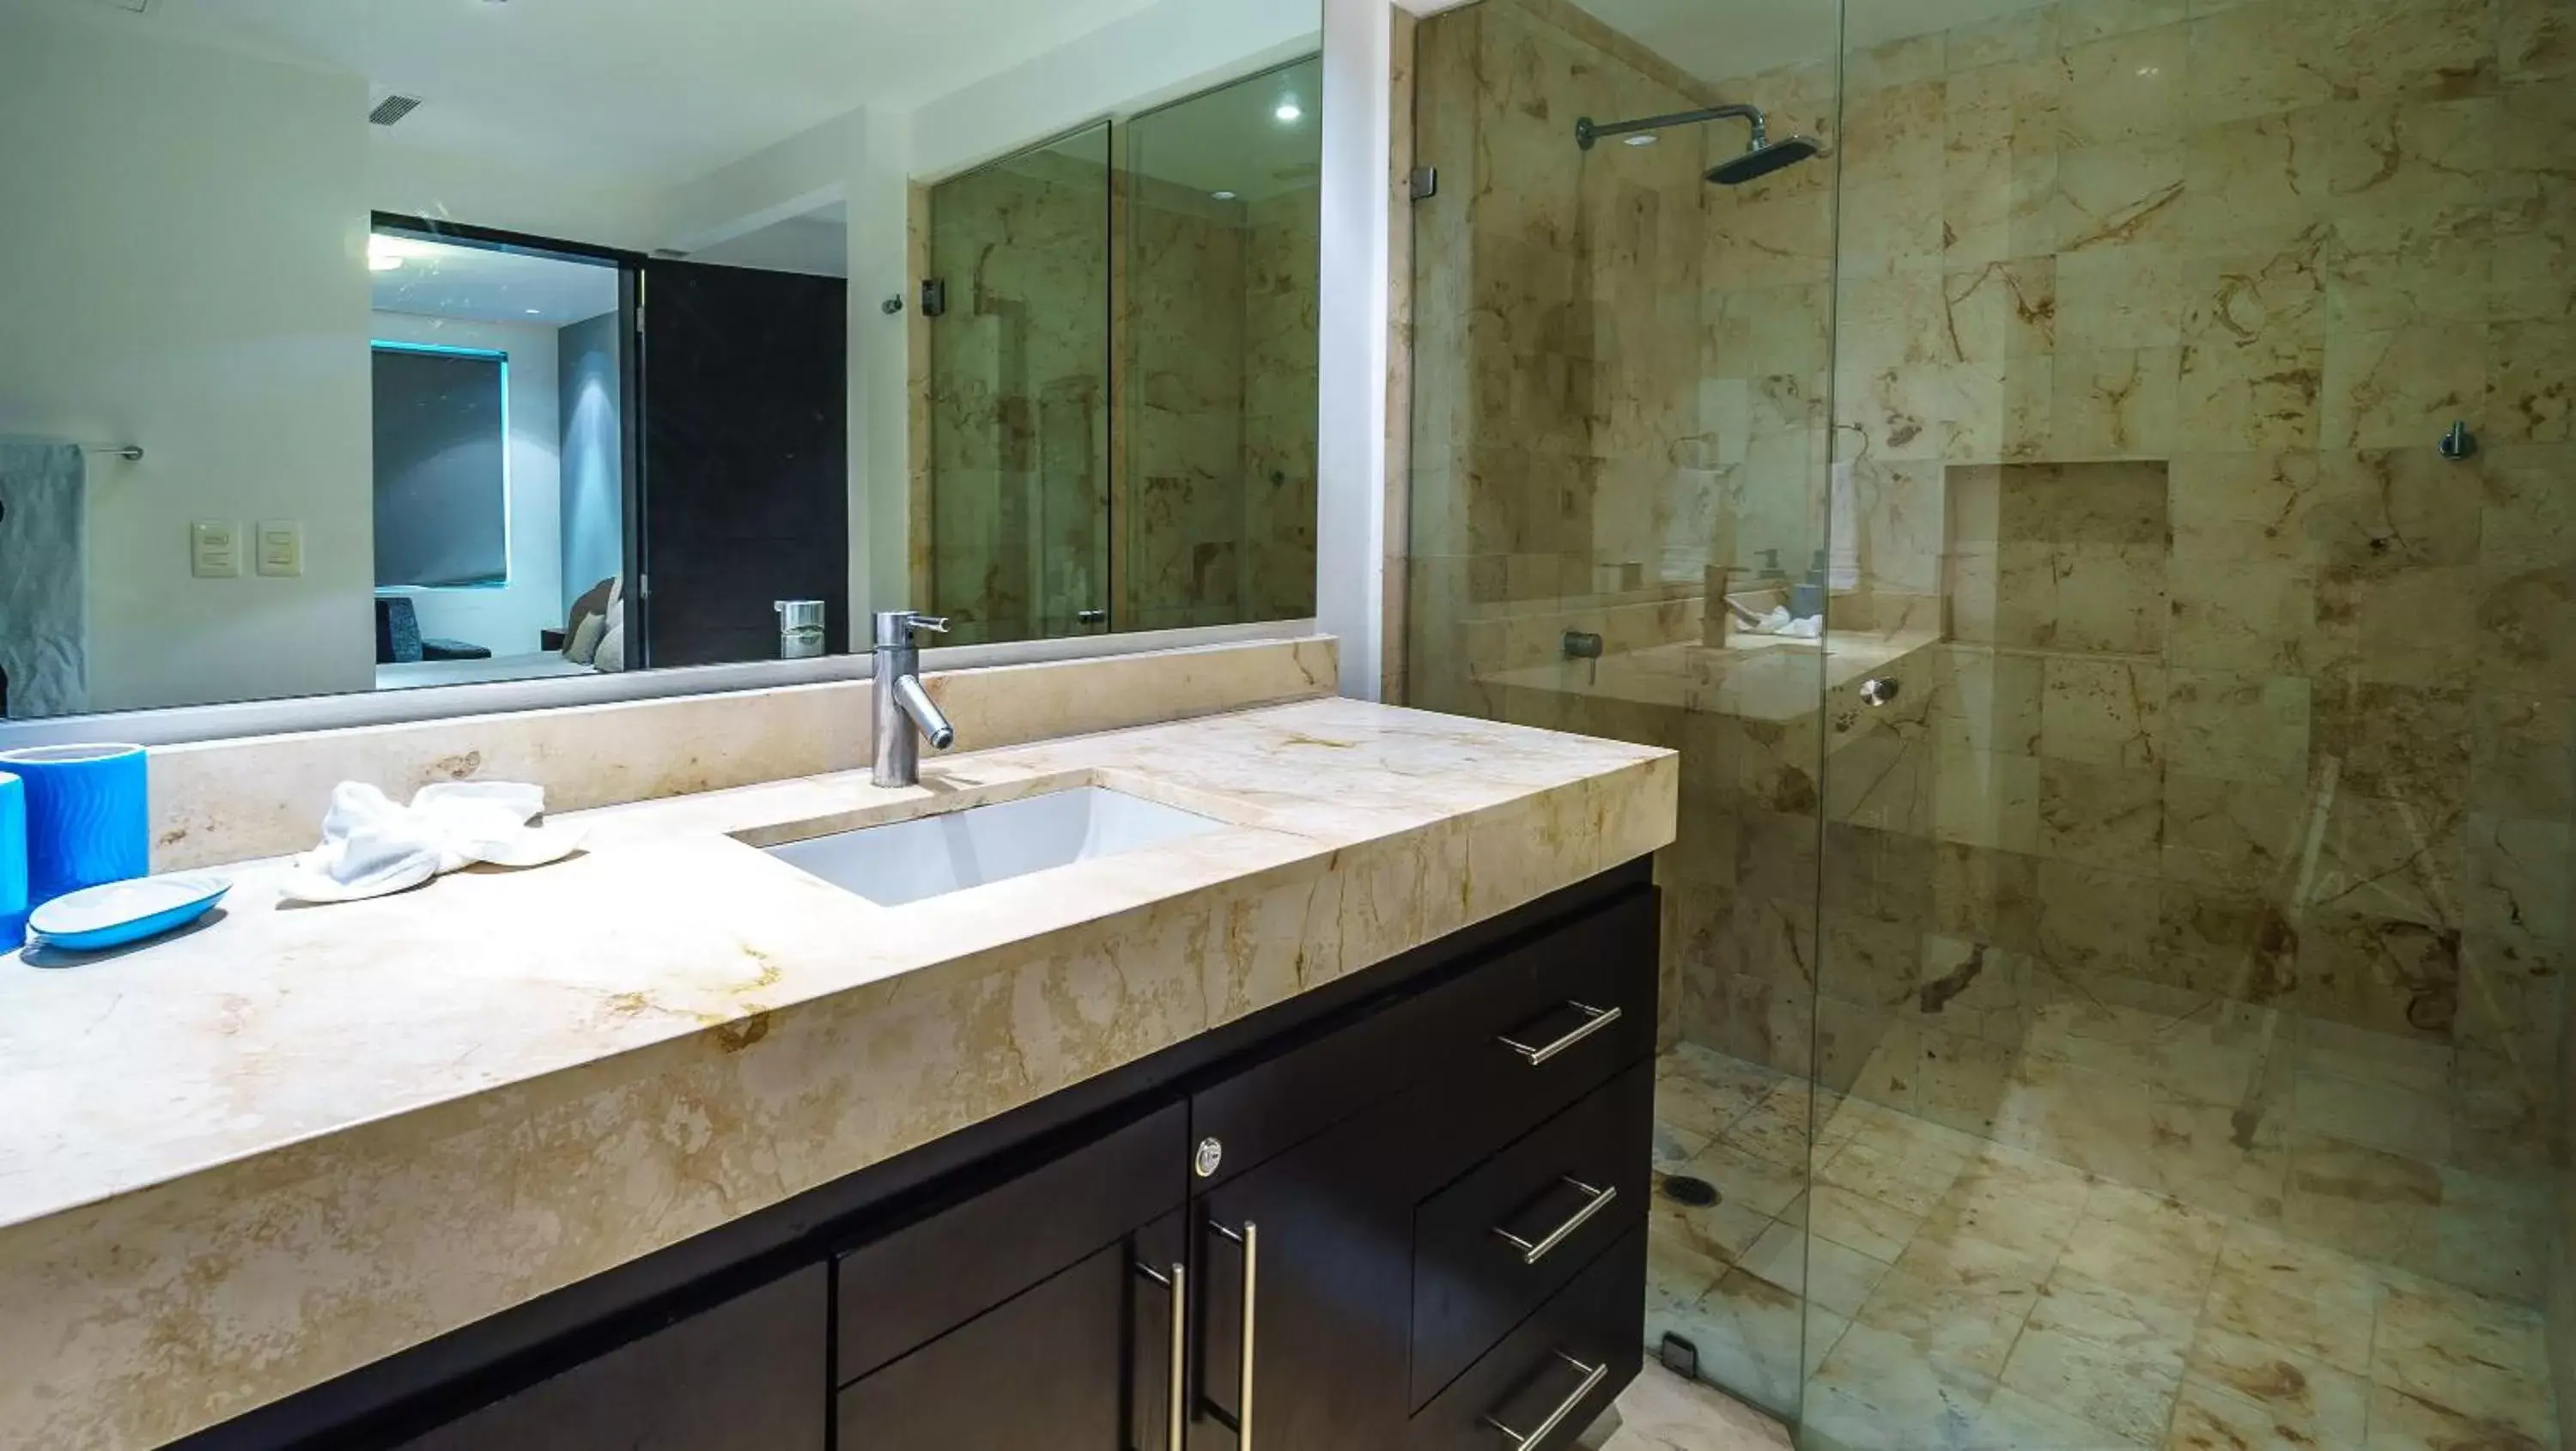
[{"x1": 27, "y1": 873, "x2": 230, "y2": 952}]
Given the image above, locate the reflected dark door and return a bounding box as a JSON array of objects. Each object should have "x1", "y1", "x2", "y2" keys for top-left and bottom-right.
[{"x1": 637, "y1": 259, "x2": 848, "y2": 668}]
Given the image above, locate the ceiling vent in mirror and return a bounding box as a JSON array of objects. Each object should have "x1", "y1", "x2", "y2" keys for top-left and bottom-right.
[
  {"x1": 86, "y1": 0, "x2": 158, "y2": 11},
  {"x1": 368, "y1": 94, "x2": 426, "y2": 128}
]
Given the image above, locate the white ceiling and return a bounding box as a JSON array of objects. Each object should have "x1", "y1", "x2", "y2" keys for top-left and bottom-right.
[
  {"x1": 370, "y1": 234, "x2": 620, "y2": 325},
  {"x1": 1565, "y1": 0, "x2": 2049, "y2": 86},
  {"x1": 149, "y1": 0, "x2": 1190, "y2": 188}
]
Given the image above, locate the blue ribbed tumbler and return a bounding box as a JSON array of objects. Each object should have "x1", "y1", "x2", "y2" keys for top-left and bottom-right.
[
  {"x1": 0, "y1": 744, "x2": 149, "y2": 908},
  {"x1": 0, "y1": 772, "x2": 26, "y2": 947}
]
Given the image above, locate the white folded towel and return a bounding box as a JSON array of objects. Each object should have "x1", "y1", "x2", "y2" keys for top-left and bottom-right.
[{"x1": 280, "y1": 781, "x2": 586, "y2": 904}]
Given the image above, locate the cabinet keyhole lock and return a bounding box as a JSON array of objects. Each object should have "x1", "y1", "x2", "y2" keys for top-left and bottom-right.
[{"x1": 1194, "y1": 1137, "x2": 1224, "y2": 1179}]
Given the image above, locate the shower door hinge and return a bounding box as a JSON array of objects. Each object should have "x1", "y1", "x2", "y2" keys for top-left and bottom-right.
[
  {"x1": 1408, "y1": 166, "x2": 1439, "y2": 202},
  {"x1": 920, "y1": 278, "x2": 948, "y2": 318}
]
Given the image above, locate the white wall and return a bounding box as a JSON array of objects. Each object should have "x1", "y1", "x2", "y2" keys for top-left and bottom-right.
[
  {"x1": 1317, "y1": 0, "x2": 1394, "y2": 697},
  {"x1": 371, "y1": 139, "x2": 663, "y2": 255},
  {"x1": 369, "y1": 315, "x2": 566, "y2": 659},
  {"x1": 689, "y1": 216, "x2": 851, "y2": 278},
  {"x1": 0, "y1": 1, "x2": 376, "y2": 714}
]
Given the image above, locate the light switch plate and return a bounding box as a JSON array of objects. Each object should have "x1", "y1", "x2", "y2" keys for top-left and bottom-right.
[
  {"x1": 191, "y1": 520, "x2": 242, "y2": 579},
  {"x1": 256, "y1": 519, "x2": 304, "y2": 578}
]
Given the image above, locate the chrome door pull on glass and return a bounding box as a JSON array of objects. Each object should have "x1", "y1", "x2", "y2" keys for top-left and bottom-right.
[
  {"x1": 1492, "y1": 1179, "x2": 1619, "y2": 1266},
  {"x1": 1859, "y1": 677, "x2": 1899, "y2": 707},
  {"x1": 1497, "y1": 1002, "x2": 1621, "y2": 1066},
  {"x1": 1134, "y1": 1260, "x2": 1188, "y2": 1450},
  {"x1": 1482, "y1": 1352, "x2": 1609, "y2": 1448},
  {"x1": 1211, "y1": 1219, "x2": 1259, "y2": 1451}
]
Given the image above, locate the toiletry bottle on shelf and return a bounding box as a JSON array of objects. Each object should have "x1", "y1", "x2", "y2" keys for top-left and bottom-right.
[{"x1": 1792, "y1": 549, "x2": 1828, "y2": 621}]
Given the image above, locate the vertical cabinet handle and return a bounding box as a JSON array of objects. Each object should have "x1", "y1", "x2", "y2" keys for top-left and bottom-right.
[
  {"x1": 1483, "y1": 1352, "x2": 1609, "y2": 1449},
  {"x1": 1211, "y1": 1219, "x2": 1260, "y2": 1451},
  {"x1": 1136, "y1": 1260, "x2": 1188, "y2": 1451},
  {"x1": 1496, "y1": 1003, "x2": 1622, "y2": 1066}
]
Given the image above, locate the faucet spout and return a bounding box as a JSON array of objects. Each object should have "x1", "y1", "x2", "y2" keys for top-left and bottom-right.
[
  {"x1": 871, "y1": 608, "x2": 957, "y2": 788},
  {"x1": 894, "y1": 673, "x2": 956, "y2": 750}
]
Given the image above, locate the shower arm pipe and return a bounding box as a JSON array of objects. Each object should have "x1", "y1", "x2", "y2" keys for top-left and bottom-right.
[{"x1": 1576, "y1": 104, "x2": 1767, "y2": 150}]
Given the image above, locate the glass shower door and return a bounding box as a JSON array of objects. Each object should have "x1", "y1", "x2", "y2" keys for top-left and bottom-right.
[
  {"x1": 1802, "y1": 3, "x2": 2576, "y2": 1448},
  {"x1": 924, "y1": 122, "x2": 1114, "y2": 646},
  {"x1": 1403, "y1": 0, "x2": 1845, "y2": 1429}
]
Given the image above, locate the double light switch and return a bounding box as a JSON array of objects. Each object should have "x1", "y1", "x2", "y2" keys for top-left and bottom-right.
[{"x1": 192, "y1": 520, "x2": 304, "y2": 578}]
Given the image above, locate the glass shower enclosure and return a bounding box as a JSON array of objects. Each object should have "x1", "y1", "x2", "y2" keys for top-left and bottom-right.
[{"x1": 1405, "y1": 0, "x2": 2576, "y2": 1445}]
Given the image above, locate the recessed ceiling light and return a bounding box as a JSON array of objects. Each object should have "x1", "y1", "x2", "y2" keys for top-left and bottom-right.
[
  {"x1": 1211, "y1": 190, "x2": 1239, "y2": 201},
  {"x1": 1622, "y1": 133, "x2": 1659, "y2": 147},
  {"x1": 525, "y1": 308, "x2": 541, "y2": 315},
  {"x1": 1274, "y1": 99, "x2": 1303, "y2": 124}
]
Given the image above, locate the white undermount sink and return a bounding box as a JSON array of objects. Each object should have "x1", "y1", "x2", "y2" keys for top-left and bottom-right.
[{"x1": 761, "y1": 786, "x2": 1226, "y2": 907}]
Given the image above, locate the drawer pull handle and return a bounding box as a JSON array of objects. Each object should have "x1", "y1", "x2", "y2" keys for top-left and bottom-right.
[
  {"x1": 1497, "y1": 1003, "x2": 1622, "y2": 1066},
  {"x1": 1212, "y1": 1219, "x2": 1260, "y2": 1451},
  {"x1": 1482, "y1": 1351, "x2": 1609, "y2": 1448},
  {"x1": 1135, "y1": 1260, "x2": 1188, "y2": 1450},
  {"x1": 1492, "y1": 1179, "x2": 1619, "y2": 1266}
]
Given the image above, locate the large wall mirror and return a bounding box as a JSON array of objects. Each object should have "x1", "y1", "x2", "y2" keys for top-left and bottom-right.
[{"x1": 0, "y1": 0, "x2": 1323, "y2": 721}]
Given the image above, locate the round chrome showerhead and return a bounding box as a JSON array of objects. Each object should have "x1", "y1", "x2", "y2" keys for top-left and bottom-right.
[{"x1": 1709, "y1": 133, "x2": 1822, "y2": 185}]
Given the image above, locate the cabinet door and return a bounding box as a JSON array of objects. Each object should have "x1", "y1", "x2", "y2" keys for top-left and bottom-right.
[
  {"x1": 394, "y1": 1267, "x2": 825, "y2": 1451},
  {"x1": 1189, "y1": 1106, "x2": 1413, "y2": 1451},
  {"x1": 838, "y1": 1211, "x2": 1188, "y2": 1451}
]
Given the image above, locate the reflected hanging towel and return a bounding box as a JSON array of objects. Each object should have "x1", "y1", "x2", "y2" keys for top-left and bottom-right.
[
  {"x1": 1827, "y1": 459, "x2": 1861, "y2": 593},
  {"x1": 0, "y1": 439, "x2": 88, "y2": 719}
]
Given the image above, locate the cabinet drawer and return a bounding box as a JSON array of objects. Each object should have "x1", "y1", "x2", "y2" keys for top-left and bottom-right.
[
  {"x1": 1411, "y1": 1227, "x2": 1646, "y2": 1451},
  {"x1": 835, "y1": 1102, "x2": 1185, "y2": 1384},
  {"x1": 1410, "y1": 1061, "x2": 1651, "y2": 1409},
  {"x1": 1406, "y1": 887, "x2": 1657, "y2": 1193}
]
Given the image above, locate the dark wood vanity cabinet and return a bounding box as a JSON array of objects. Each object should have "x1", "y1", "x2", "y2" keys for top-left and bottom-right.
[
  {"x1": 386, "y1": 1267, "x2": 828, "y2": 1451},
  {"x1": 210, "y1": 865, "x2": 1658, "y2": 1451}
]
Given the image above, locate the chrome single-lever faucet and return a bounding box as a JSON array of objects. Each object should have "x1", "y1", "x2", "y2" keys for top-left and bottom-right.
[{"x1": 872, "y1": 610, "x2": 957, "y2": 788}]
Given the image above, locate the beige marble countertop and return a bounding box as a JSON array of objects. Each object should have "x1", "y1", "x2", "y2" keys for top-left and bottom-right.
[{"x1": 0, "y1": 696, "x2": 1675, "y2": 1451}]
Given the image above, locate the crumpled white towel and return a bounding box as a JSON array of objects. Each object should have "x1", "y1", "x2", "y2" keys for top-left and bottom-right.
[{"x1": 280, "y1": 781, "x2": 586, "y2": 904}]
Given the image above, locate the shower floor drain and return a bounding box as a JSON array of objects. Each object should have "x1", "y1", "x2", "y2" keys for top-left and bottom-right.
[{"x1": 1661, "y1": 1174, "x2": 1721, "y2": 1207}]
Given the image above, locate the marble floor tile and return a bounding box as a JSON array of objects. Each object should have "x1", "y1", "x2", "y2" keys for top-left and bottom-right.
[
  {"x1": 1649, "y1": 1043, "x2": 2564, "y2": 1449},
  {"x1": 1680, "y1": 1141, "x2": 1812, "y2": 1218},
  {"x1": 1660, "y1": 1053, "x2": 1780, "y2": 1141},
  {"x1": 2365, "y1": 1382, "x2": 2555, "y2": 1451},
  {"x1": 2179, "y1": 1325, "x2": 2372, "y2": 1449},
  {"x1": 1724, "y1": 1083, "x2": 1821, "y2": 1169},
  {"x1": 2030, "y1": 1268, "x2": 2199, "y2": 1352},
  {"x1": 1804, "y1": 1322, "x2": 1999, "y2": 1451},
  {"x1": 2370, "y1": 1272, "x2": 2558, "y2": 1444},
  {"x1": 1850, "y1": 1265, "x2": 2042, "y2": 1382},
  {"x1": 1999, "y1": 1322, "x2": 2187, "y2": 1447},
  {"x1": 2203, "y1": 1219, "x2": 2383, "y2": 1375},
  {"x1": 1587, "y1": 1363, "x2": 1793, "y2": 1451},
  {"x1": 2051, "y1": 1187, "x2": 2227, "y2": 1313},
  {"x1": 1798, "y1": 1182, "x2": 1929, "y2": 1263},
  {"x1": 1691, "y1": 1267, "x2": 1832, "y2": 1419},
  {"x1": 1741, "y1": 1217, "x2": 1893, "y2": 1318}
]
